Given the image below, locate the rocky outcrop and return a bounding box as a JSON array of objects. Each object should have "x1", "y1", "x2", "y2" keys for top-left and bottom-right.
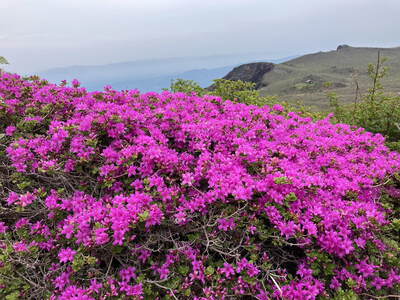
[
  {"x1": 336, "y1": 44, "x2": 351, "y2": 51},
  {"x1": 210, "y1": 62, "x2": 274, "y2": 89}
]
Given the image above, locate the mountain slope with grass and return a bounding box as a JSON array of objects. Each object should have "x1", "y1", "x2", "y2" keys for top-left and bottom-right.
[{"x1": 219, "y1": 45, "x2": 400, "y2": 110}]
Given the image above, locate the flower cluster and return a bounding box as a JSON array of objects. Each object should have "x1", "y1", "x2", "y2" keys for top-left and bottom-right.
[{"x1": 0, "y1": 72, "x2": 399, "y2": 299}]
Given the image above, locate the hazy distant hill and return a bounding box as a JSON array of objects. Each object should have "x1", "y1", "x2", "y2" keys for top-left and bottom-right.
[
  {"x1": 100, "y1": 65, "x2": 235, "y2": 92},
  {"x1": 255, "y1": 45, "x2": 400, "y2": 109},
  {"x1": 38, "y1": 54, "x2": 296, "y2": 92}
]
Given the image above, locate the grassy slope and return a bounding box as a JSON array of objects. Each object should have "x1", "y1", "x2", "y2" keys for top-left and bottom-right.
[{"x1": 259, "y1": 46, "x2": 400, "y2": 110}]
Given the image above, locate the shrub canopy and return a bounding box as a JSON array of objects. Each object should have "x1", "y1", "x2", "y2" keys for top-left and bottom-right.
[{"x1": 0, "y1": 73, "x2": 399, "y2": 299}]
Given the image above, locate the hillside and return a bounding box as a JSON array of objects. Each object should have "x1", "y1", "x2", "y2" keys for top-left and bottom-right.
[
  {"x1": 221, "y1": 45, "x2": 400, "y2": 110},
  {"x1": 214, "y1": 62, "x2": 274, "y2": 89}
]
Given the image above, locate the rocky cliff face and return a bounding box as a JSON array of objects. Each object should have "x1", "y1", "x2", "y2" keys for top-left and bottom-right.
[{"x1": 217, "y1": 62, "x2": 274, "y2": 88}]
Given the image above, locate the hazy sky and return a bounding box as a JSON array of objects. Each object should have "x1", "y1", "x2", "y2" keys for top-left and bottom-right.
[{"x1": 1, "y1": 0, "x2": 400, "y2": 73}]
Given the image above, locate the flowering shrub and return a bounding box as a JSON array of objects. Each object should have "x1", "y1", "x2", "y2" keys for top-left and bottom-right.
[{"x1": 0, "y1": 72, "x2": 399, "y2": 299}]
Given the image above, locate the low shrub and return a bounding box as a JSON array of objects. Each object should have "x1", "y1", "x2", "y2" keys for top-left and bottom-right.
[
  {"x1": 329, "y1": 53, "x2": 400, "y2": 151},
  {"x1": 168, "y1": 78, "x2": 326, "y2": 120},
  {"x1": 0, "y1": 73, "x2": 399, "y2": 299}
]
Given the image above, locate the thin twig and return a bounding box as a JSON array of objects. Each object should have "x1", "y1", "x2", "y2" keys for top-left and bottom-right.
[{"x1": 361, "y1": 294, "x2": 400, "y2": 299}]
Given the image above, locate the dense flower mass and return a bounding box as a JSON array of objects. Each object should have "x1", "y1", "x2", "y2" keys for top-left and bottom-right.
[{"x1": 0, "y1": 72, "x2": 399, "y2": 299}]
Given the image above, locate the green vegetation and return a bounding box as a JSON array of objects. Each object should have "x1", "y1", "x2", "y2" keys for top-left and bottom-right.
[
  {"x1": 329, "y1": 52, "x2": 400, "y2": 150},
  {"x1": 168, "y1": 78, "x2": 205, "y2": 95},
  {"x1": 169, "y1": 50, "x2": 400, "y2": 150},
  {"x1": 209, "y1": 78, "x2": 260, "y2": 104},
  {"x1": 0, "y1": 56, "x2": 8, "y2": 65},
  {"x1": 168, "y1": 78, "x2": 326, "y2": 120},
  {"x1": 0, "y1": 56, "x2": 8, "y2": 75},
  {"x1": 258, "y1": 46, "x2": 400, "y2": 110}
]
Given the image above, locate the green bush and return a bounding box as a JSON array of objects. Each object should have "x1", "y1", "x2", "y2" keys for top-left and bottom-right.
[
  {"x1": 168, "y1": 78, "x2": 205, "y2": 96},
  {"x1": 167, "y1": 78, "x2": 326, "y2": 120},
  {"x1": 210, "y1": 79, "x2": 260, "y2": 104}
]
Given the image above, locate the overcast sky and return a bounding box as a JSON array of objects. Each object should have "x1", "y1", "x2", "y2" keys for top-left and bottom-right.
[{"x1": 1, "y1": 0, "x2": 400, "y2": 74}]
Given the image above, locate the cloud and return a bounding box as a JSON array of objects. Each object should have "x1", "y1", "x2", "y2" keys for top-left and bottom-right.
[{"x1": 1, "y1": 0, "x2": 399, "y2": 73}]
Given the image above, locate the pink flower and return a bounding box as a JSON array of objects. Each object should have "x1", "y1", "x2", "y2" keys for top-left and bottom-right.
[
  {"x1": 217, "y1": 218, "x2": 236, "y2": 231},
  {"x1": 329, "y1": 277, "x2": 341, "y2": 290},
  {"x1": 5, "y1": 125, "x2": 16, "y2": 136},
  {"x1": 272, "y1": 104, "x2": 284, "y2": 112},
  {"x1": 94, "y1": 227, "x2": 109, "y2": 245},
  {"x1": 19, "y1": 192, "x2": 36, "y2": 207},
  {"x1": 88, "y1": 279, "x2": 102, "y2": 294},
  {"x1": 0, "y1": 222, "x2": 8, "y2": 234},
  {"x1": 71, "y1": 79, "x2": 81, "y2": 87},
  {"x1": 53, "y1": 271, "x2": 71, "y2": 290},
  {"x1": 248, "y1": 225, "x2": 257, "y2": 234},
  {"x1": 182, "y1": 172, "x2": 194, "y2": 186},
  {"x1": 278, "y1": 221, "x2": 299, "y2": 238},
  {"x1": 6, "y1": 192, "x2": 19, "y2": 206},
  {"x1": 356, "y1": 259, "x2": 377, "y2": 277},
  {"x1": 13, "y1": 242, "x2": 28, "y2": 252},
  {"x1": 58, "y1": 248, "x2": 77, "y2": 263},
  {"x1": 219, "y1": 262, "x2": 235, "y2": 279},
  {"x1": 120, "y1": 266, "x2": 137, "y2": 282}
]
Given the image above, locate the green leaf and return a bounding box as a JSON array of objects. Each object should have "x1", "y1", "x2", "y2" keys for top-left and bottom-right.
[
  {"x1": 139, "y1": 210, "x2": 149, "y2": 222},
  {"x1": 178, "y1": 265, "x2": 189, "y2": 275},
  {"x1": 0, "y1": 56, "x2": 9, "y2": 65},
  {"x1": 205, "y1": 266, "x2": 215, "y2": 275},
  {"x1": 5, "y1": 291, "x2": 20, "y2": 300},
  {"x1": 285, "y1": 192, "x2": 297, "y2": 202},
  {"x1": 274, "y1": 176, "x2": 291, "y2": 185}
]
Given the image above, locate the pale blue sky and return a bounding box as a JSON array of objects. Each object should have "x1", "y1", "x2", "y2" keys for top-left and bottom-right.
[{"x1": 1, "y1": 0, "x2": 399, "y2": 73}]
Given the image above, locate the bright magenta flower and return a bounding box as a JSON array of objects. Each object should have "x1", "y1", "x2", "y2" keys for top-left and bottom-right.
[
  {"x1": 0, "y1": 72, "x2": 399, "y2": 299},
  {"x1": 58, "y1": 248, "x2": 77, "y2": 263}
]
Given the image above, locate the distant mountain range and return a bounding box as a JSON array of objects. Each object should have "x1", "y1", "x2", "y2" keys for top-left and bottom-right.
[
  {"x1": 38, "y1": 54, "x2": 297, "y2": 92},
  {"x1": 31, "y1": 46, "x2": 400, "y2": 110}
]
